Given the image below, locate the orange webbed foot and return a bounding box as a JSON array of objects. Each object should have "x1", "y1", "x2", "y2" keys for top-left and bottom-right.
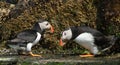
[
  {"x1": 80, "y1": 54, "x2": 94, "y2": 57},
  {"x1": 29, "y1": 52, "x2": 42, "y2": 57}
]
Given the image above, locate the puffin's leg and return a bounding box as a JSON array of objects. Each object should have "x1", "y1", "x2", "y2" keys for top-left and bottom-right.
[
  {"x1": 27, "y1": 43, "x2": 42, "y2": 57},
  {"x1": 80, "y1": 46, "x2": 98, "y2": 57}
]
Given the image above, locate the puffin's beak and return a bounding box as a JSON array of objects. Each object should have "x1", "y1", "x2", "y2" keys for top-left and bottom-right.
[
  {"x1": 59, "y1": 39, "x2": 64, "y2": 46},
  {"x1": 50, "y1": 26, "x2": 54, "y2": 33}
]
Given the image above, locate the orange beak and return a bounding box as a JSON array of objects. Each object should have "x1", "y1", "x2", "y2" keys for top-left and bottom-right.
[
  {"x1": 50, "y1": 26, "x2": 54, "y2": 33},
  {"x1": 59, "y1": 39, "x2": 64, "y2": 46}
]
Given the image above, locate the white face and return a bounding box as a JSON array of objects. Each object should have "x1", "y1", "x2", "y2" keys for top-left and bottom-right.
[
  {"x1": 61, "y1": 28, "x2": 72, "y2": 41},
  {"x1": 38, "y1": 21, "x2": 51, "y2": 30}
]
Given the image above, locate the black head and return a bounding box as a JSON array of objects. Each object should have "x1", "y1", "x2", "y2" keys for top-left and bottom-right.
[{"x1": 32, "y1": 19, "x2": 54, "y2": 34}]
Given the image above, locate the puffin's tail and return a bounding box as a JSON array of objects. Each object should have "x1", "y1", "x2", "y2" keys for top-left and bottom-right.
[
  {"x1": 6, "y1": 38, "x2": 20, "y2": 49},
  {"x1": 6, "y1": 38, "x2": 27, "y2": 49},
  {"x1": 7, "y1": 38, "x2": 20, "y2": 43},
  {"x1": 101, "y1": 35, "x2": 118, "y2": 52}
]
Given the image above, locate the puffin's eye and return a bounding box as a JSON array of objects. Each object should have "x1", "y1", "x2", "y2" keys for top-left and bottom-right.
[
  {"x1": 46, "y1": 23, "x2": 49, "y2": 26},
  {"x1": 64, "y1": 33, "x2": 66, "y2": 35}
]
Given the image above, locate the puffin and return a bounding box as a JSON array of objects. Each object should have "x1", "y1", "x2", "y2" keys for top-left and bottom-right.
[
  {"x1": 7, "y1": 19, "x2": 54, "y2": 57},
  {"x1": 59, "y1": 26, "x2": 117, "y2": 57}
]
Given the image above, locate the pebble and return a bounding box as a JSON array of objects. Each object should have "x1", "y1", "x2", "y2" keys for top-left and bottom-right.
[{"x1": 0, "y1": 48, "x2": 18, "y2": 55}]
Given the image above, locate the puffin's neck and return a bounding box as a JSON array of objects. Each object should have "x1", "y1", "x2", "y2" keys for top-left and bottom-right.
[
  {"x1": 70, "y1": 26, "x2": 81, "y2": 40},
  {"x1": 32, "y1": 23, "x2": 45, "y2": 34}
]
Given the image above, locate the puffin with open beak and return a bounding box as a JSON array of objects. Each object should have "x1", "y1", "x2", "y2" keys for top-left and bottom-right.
[
  {"x1": 7, "y1": 19, "x2": 54, "y2": 57},
  {"x1": 59, "y1": 26, "x2": 117, "y2": 57}
]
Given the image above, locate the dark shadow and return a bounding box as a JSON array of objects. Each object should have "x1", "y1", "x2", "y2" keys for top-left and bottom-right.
[
  {"x1": 93, "y1": 0, "x2": 120, "y2": 54},
  {"x1": 93, "y1": 0, "x2": 109, "y2": 35}
]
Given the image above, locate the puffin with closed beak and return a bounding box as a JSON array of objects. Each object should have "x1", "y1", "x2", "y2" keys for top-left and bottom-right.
[
  {"x1": 7, "y1": 19, "x2": 54, "y2": 57},
  {"x1": 59, "y1": 26, "x2": 117, "y2": 57}
]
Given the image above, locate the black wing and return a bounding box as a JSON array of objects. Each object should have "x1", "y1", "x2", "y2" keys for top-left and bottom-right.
[
  {"x1": 77, "y1": 26, "x2": 104, "y2": 37},
  {"x1": 70, "y1": 26, "x2": 104, "y2": 40},
  {"x1": 17, "y1": 29, "x2": 38, "y2": 42}
]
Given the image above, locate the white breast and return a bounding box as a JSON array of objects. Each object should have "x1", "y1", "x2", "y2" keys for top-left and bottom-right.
[
  {"x1": 26, "y1": 32, "x2": 41, "y2": 51},
  {"x1": 32, "y1": 32, "x2": 41, "y2": 45},
  {"x1": 74, "y1": 32, "x2": 99, "y2": 54}
]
